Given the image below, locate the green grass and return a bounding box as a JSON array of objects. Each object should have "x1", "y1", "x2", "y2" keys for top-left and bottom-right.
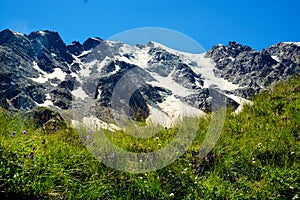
[{"x1": 0, "y1": 77, "x2": 299, "y2": 199}]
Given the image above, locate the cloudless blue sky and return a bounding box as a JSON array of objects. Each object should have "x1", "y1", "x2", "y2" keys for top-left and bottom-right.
[{"x1": 1, "y1": 0, "x2": 299, "y2": 52}]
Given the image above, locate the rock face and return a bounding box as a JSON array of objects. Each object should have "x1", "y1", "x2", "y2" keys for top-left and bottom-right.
[
  {"x1": 206, "y1": 41, "x2": 300, "y2": 98},
  {"x1": 0, "y1": 29, "x2": 299, "y2": 127},
  {"x1": 0, "y1": 29, "x2": 73, "y2": 111}
]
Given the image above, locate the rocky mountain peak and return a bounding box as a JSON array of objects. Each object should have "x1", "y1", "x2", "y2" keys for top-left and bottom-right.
[
  {"x1": 0, "y1": 29, "x2": 22, "y2": 44},
  {"x1": 66, "y1": 37, "x2": 103, "y2": 56},
  {"x1": 206, "y1": 42, "x2": 253, "y2": 60},
  {"x1": 67, "y1": 41, "x2": 84, "y2": 56},
  {"x1": 82, "y1": 37, "x2": 103, "y2": 51},
  {"x1": 28, "y1": 30, "x2": 71, "y2": 60},
  {"x1": 266, "y1": 42, "x2": 300, "y2": 65}
]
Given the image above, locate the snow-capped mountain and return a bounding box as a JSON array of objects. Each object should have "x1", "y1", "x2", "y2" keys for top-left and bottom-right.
[{"x1": 0, "y1": 29, "x2": 299, "y2": 128}]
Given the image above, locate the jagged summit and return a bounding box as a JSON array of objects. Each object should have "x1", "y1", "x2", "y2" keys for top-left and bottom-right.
[
  {"x1": 66, "y1": 37, "x2": 103, "y2": 56},
  {"x1": 0, "y1": 29, "x2": 299, "y2": 128}
]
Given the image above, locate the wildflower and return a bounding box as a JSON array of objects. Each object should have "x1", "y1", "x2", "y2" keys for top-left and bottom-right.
[
  {"x1": 281, "y1": 118, "x2": 285, "y2": 122},
  {"x1": 87, "y1": 135, "x2": 93, "y2": 139},
  {"x1": 29, "y1": 152, "x2": 34, "y2": 159},
  {"x1": 168, "y1": 150, "x2": 175, "y2": 158},
  {"x1": 252, "y1": 158, "x2": 256, "y2": 163},
  {"x1": 179, "y1": 146, "x2": 184, "y2": 152},
  {"x1": 22, "y1": 130, "x2": 27, "y2": 134},
  {"x1": 88, "y1": 129, "x2": 94, "y2": 133},
  {"x1": 11, "y1": 131, "x2": 16, "y2": 137},
  {"x1": 197, "y1": 166, "x2": 204, "y2": 172},
  {"x1": 109, "y1": 153, "x2": 115, "y2": 159},
  {"x1": 169, "y1": 193, "x2": 174, "y2": 197},
  {"x1": 79, "y1": 155, "x2": 83, "y2": 159}
]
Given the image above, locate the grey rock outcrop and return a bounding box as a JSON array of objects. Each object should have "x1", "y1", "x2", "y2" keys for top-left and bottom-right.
[{"x1": 206, "y1": 41, "x2": 300, "y2": 99}]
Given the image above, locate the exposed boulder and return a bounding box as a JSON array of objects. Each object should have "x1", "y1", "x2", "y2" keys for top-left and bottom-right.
[{"x1": 24, "y1": 107, "x2": 66, "y2": 132}]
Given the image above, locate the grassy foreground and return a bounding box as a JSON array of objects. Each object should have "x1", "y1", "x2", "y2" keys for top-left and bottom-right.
[{"x1": 0, "y1": 77, "x2": 299, "y2": 199}]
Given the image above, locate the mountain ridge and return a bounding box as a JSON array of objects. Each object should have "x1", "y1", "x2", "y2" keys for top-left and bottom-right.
[{"x1": 0, "y1": 29, "x2": 299, "y2": 128}]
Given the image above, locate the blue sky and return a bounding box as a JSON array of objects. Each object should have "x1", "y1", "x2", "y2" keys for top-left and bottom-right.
[{"x1": 1, "y1": 0, "x2": 299, "y2": 53}]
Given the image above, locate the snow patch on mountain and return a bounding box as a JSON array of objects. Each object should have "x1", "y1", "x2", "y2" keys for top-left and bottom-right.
[
  {"x1": 224, "y1": 93, "x2": 253, "y2": 114},
  {"x1": 186, "y1": 53, "x2": 239, "y2": 91},
  {"x1": 98, "y1": 56, "x2": 113, "y2": 71},
  {"x1": 35, "y1": 94, "x2": 53, "y2": 107},
  {"x1": 283, "y1": 42, "x2": 300, "y2": 46},
  {"x1": 11, "y1": 29, "x2": 25, "y2": 36},
  {"x1": 78, "y1": 50, "x2": 92, "y2": 57},
  {"x1": 72, "y1": 87, "x2": 89, "y2": 100},
  {"x1": 71, "y1": 116, "x2": 120, "y2": 132},
  {"x1": 147, "y1": 70, "x2": 194, "y2": 97},
  {"x1": 32, "y1": 61, "x2": 45, "y2": 75},
  {"x1": 148, "y1": 41, "x2": 189, "y2": 56},
  {"x1": 79, "y1": 60, "x2": 95, "y2": 77},
  {"x1": 147, "y1": 95, "x2": 205, "y2": 127},
  {"x1": 31, "y1": 62, "x2": 67, "y2": 83},
  {"x1": 37, "y1": 100, "x2": 54, "y2": 107},
  {"x1": 38, "y1": 31, "x2": 46, "y2": 36},
  {"x1": 118, "y1": 43, "x2": 152, "y2": 68}
]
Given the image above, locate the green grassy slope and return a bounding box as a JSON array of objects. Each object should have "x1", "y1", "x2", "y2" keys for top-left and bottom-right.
[{"x1": 0, "y1": 77, "x2": 299, "y2": 199}]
